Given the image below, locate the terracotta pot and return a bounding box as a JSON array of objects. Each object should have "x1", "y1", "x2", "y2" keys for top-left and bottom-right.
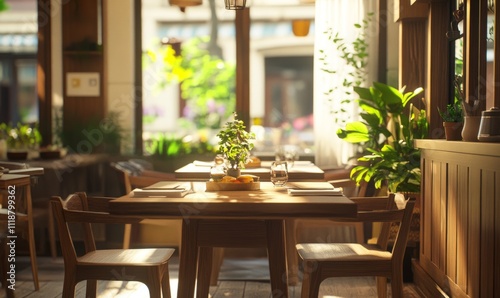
[{"x1": 443, "y1": 121, "x2": 463, "y2": 141}]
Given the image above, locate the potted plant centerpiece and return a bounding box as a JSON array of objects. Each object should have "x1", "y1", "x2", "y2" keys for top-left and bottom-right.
[
  {"x1": 438, "y1": 99, "x2": 464, "y2": 140},
  {"x1": 216, "y1": 113, "x2": 255, "y2": 177},
  {"x1": 3, "y1": 123, "x2": 42, "y2": 160},
  {"x1": 336, "y1": 82, "x2": 428, "y2": 194}
]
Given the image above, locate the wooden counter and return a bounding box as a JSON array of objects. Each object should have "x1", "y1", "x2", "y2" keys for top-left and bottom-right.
[{"x1": 413, "y1": 140, "x2": 500, "y2": 298}]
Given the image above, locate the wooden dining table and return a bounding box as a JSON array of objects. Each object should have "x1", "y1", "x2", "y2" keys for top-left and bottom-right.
[
  {"x1": 109, "y1": 181, "x2": 357, "y2": 298},
  {"x1": 174, "y1": 160, "x2": 325, "y2": 181}
]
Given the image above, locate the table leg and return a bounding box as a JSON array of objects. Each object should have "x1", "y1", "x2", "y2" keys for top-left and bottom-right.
[
  {"x1": 285, "y1": 219, "x2": 300, "y2": 286},
  {"x1": 177, "y1": 219, "x2": 199, "y2": 298},
  {"x1": 196, "y1": 246, "x2": 213, "y2": 298},
  {"x1": 266, "y1": 220, "x2": 289, "y2": 298}
]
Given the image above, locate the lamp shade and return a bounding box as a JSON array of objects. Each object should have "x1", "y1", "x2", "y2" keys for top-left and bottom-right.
[
  {"x1": 224, "y1": 0, "x2": 246, "y2": 10},
  {"x1": 292, "y1": 20, "x2": 310, "y2": 37}
]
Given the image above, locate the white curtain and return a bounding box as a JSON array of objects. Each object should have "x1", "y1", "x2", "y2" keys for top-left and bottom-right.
[{"x1": 314, "y1": 0, "x2": 379, "y2": 168}]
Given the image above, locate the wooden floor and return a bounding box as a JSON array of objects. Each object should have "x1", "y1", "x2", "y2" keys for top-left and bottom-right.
[{"x1": 1, "y1": 256, "x2": 425, "y2": 298}]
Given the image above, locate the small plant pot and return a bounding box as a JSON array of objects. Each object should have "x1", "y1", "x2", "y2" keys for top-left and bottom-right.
[
  {"x1": 7, "y1": 150, "x2": 28, "y2": 160},
  {"x1": 443, "y1": 121, "x2": 463, "y2": 141},
  {"x1": 226, "y1": 167, "x2": 241, "y2": 178}
]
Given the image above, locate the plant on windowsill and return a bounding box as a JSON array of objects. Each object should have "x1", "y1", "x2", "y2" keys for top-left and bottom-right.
[
  {"x1": 216, "y1": 113, "x2": 255, "y2": 177},
  {"x1": 438, "y1": 99, "x2": 464, "y2": 141},
  {"x1": 336, "y1": 82, "x2": 429, "y2": 194}
]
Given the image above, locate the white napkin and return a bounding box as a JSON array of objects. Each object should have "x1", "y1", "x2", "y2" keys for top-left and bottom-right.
[
  {"x1": 287, "y1": 188, "x2": 343, "y2": 196},
  {"x1": 193, "y1": 160, "x2": 215, "y2": 167}
]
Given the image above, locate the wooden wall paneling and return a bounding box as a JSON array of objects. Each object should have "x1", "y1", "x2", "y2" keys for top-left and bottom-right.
[
  {"x1": 438, "y1": 161, "x2": 447, "y2": 272},
  {"x1": 456, "y1": 163, "x2": 468, "y2": 294},
  {"x1": 446, "y1": 162, "x2": 458, "y2": 284},
  {"x1": 480, "y1": 169, "x2": 495, "y2": 297},
  {"x1": 467, "y1": 166, "x2": 480, "y2": 297},
  {"x1": 430, "y1": 160, "x2": 441, "y2": 264},
  {"x1": 415, "y1": 141, "x2": 500, "y2": 297},
  {"x1": 421, "y1": 155, "x2": 432, "y2": 260}
]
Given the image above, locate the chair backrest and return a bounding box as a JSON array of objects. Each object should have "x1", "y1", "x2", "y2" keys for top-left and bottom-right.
[
  {"x1": 51, "y1": 192, "x2": 142, "y2": 264},
  {"x1": 0, "y1": 161, "x2": 29, "y2": 170},
  {"x1": 51, "y1": 193, "x2": 95, "y2": 266},
  {"x1": 350, "y1": 193, "x2": 415, "y2": 254}
]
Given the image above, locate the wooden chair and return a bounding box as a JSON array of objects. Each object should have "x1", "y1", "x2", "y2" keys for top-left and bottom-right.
[
  {"x1": 0, "y1": 161, "x2": 57, "y2": 258},
  {"x1": 296, "y1": 194, "x2": 416, "y2": 298},
  {"x1": 50, "y1": 192, "x2": 175, "y2": 298},
  {"x1": 286, "y1": 178, "x2": 369, "y2": 285},
  {"x1": 0, "y1": 174, "x2": 40, "y2": 291},
  {"x1": 111, "y1": 161, "x2": 181, "y2": 249}
]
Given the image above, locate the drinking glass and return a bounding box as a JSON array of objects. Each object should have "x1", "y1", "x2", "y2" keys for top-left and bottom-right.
[{"x1": 270, "y1": 161, "x2": 288, "y2": 187}]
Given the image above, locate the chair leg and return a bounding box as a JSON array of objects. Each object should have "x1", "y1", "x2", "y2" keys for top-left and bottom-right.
[
  {"x1": 123, "y1": 223, "x2": 132, "y2": 249},
  {"x1": 86, "y1": 279, "x2": 97, "y2": 298},
  {"x1": 161, "y1": 267, "x2": 171, "y2": 298},
  {"x1": 146, "y1": 274, "x2": 162, "y2": 298},
  {"x1": 376, "y1": 276, "x2": 387, "y2": 298},
  {"x1": 62, "y1": 274, "x2": 77, "y2": 298},
  {"x1": 390, "y1": 272, "x2": 404, "y2": 298},
  {"x1": 48, "y1": 203, "x2": 58, "y2": 258},
  {"x1": 301, "y1": 261, "x2": 322, "y2": 298},
  {"x1": 27, "y1": 219, "x2": 39, "y2": 290}
]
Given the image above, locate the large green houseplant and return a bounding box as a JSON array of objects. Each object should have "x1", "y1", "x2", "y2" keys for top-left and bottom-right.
[
  {"x1": 216, "y1": 113, "x2": 255, "y2": 177},
  {"x1": 336, "y1": 82, "x2": 428, "y2": 193}
]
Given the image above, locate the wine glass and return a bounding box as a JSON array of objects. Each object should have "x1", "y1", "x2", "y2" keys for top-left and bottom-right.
[{"x1": 270, "y1": 161, "x2": 288, "y2": 187}]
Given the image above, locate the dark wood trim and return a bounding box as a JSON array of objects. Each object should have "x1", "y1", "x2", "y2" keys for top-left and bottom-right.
[
  {"x1": 134, "y1": 0, "x2": 143, "y2": 155},
  {"x1": 494, "y1": 0, "x2": 500, "y2": 107},
  {"x1": 235, "y1": 8, "x2": 250, "y2": 129},
  {"x1": 378, "y1": 0, "x2": 388, "y2": 83},
  {"x1": 37, "y1": 0, "x2": 52, "y2": 147}
]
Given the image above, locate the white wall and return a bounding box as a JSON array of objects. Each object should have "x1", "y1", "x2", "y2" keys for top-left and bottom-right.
[{"x1": 104, "y1": 0, "x2": 136, "y2": 154}]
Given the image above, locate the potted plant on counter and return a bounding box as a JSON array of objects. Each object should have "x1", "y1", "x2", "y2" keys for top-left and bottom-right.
[
  {"x1": 438, "y1": 99, "x2": 463, "y2": 141},
  {"x1": 216, "y1": 113, "x2": 255, "y2": 177},
  {"x1": 3, "y1": 123, "x2": 42, "y2": 160}
]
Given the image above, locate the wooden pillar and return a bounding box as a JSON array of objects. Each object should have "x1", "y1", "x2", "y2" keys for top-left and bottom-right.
[
  {"x1": 426, "y1": 1, "x2": 452, "y2": 138},
  {"x1": 463, "y1": 0, "x2": 487, "y2": 115},
  {"x1": 395, "y1": 0, "x2": 428, "y2": 97},
  {"x1": 133, "y1": 0, "x2": 143, "y2": 154},
  {"x1": 37, "y1": 0, "x2": 52, "y2": 147},
  {"x1": 235, "y1": 8, "x2": 250, "y2": 128}
]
